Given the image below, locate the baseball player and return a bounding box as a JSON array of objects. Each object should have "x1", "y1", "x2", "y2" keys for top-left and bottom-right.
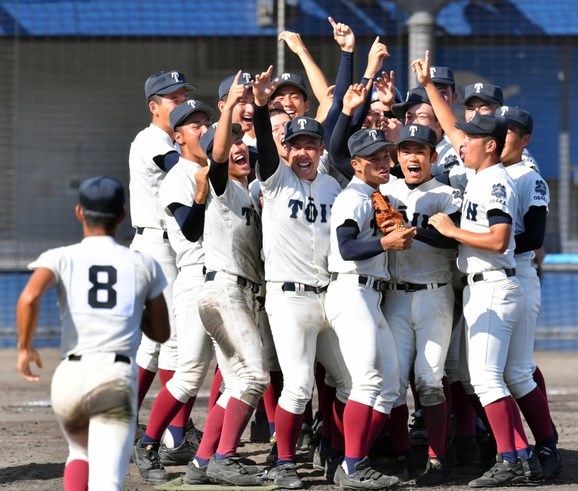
[
  {"x1": 383, "y1": 124, "x2": 462, "y2": 485},
  {"x1": 186, "y1": 74, "x2": 269, "y2": 486},
  {"x1": 129, "y1": 70, "x2": 194, "y2": 415},
  {"x1": 252, "y1": 66, "x2": 352, "y2": 489},
  {"x1": 500, "y1": 106, "x2": 562, "y2": 479},
  {"x1": 131, "y1": 100, "x2": 215, "y2": 481},
  {"x1": 325, "y1": 124, "x2": 416, "y2": 490},
  {"x1": 16, "y1": 176, "x2": 170, "y2": 490},
  {"x1": 428, "y1": 113, "x2": 534, "y2": 487}
]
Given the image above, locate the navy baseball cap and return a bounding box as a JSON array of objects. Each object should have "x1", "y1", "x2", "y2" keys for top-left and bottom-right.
[
  {"x1": 429, "y1": 66, "x2": 455, "y2": 86},
  {"x1": 391, "y1": 86, "x2": 431, "y2": 119},
  {"x1": 170, "y1": 100, "x2": 215, "y2": 131},
  {"x1": 79, "y1": 176, "x2": 125, "y2": 215},
  {"x1": 272, "y1": 73, "x2": 308, "y2": 98},
  {"x1": 498, "y1": 106, "x2": 533, "y2": 134},
  {"x1": 396, "y1": 124, "x2": 437, "y2": 148},
  {"x1": 463, "y1": 83, "x2": 503, "y2": 106},
  {"x1": 144, "y1": 70, "x2": 196, "y2": 99},
  {"x1": 199, "y1": 122, "x2": 242, "y2": 158},
  {"x1": 455, "y1": 112, "x2": 508, "y2": 143},
  {"x1": 218, "y1": 72, "x2": 254, "y2": 100},
  {"x1": 284, "y1": 117, "x2": 323, "y2": 143},
  {"x1": 348, "y1": 129, "x2": 391, "y2": 157}
]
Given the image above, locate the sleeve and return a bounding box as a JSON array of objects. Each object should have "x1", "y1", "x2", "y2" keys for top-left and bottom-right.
[
  {"x1": 253, "y1": 103, "x2": 280, "y2": 182},
  {"x1": 336, "y1": 219, "x2": 385, "y2": 261},
  {"x1": 208, "y1": 159, "x2": 229, "y2": 196},
  {"x1": 415, "y1": 211, "x2": 460, "y2": 249},
  {"x1": 515, "y1": 206, "x2": 547, "y2": 254},
  {"x1": 351, "y1": 76, "x2": 372, "y2": 131},
  {"x1": 28, "y1": 248, "x2": 63, "y2": 281},
  {"x1": 153, "y1": 151, "x2": 180, "y2": 172},
  {"x1": 323, "y1": 51, "x2": 354, "y2": 144},
  {"x1": 328, "y1": 111, "x2": 355, "y2": 180},
  {"x1": 167, "y1": 202, "x2": 206, "y2": 242}
]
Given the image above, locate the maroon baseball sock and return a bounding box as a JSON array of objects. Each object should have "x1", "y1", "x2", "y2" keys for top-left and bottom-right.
[
  {"x1": 144, "y1": 387, "x2": 184, "y2": 442},
  {"x1": 137, "y1": 367, "x2": 156, "y2": 410},
  {"x1": 208, "y1": 367, "x2": 223, "y2": 411},
  {"x1": 423, "y1": 402, "x2": 448, "y2": 458},
  {"x1": 195, "y1": 403, "x2": 225, "y2": 461},
  {"x1": 263, "y1": 371, "x2": 283, "y2": 434},
  {"x1": 332, "y1": 399, "x2": 346, "y2": 451},
  {"x1": 483, "y1": 398, "x2": 516, "y2": 456},
  {"x1": 344, "y1": 400, "x2": 373, "y2": 458},
  {"x1": 532, "y1": 366, "x2": 548, "y2": 401},
  {"x1": 516, "y1": 387, "x2": 553, "y2": 442},
  {"x1": 63, "y1": 459, "x2": 88, "y2": 491},
  {"x1": 451, "y1": 382, "x2": 476, "y2": 437},
  {"x1": 388, "y1": 404, "x2": 411, "y2": 454},
  {"x1": 442, "y1": 377, "x2": 452, "y2": 437},
  {"x1": 467, "y1": 393, "x2": 493, "y2": 436},
  {"x1": 158, "y1": 368, "x2": 175, "y2": 387},
  {"x1": 320, "y1": 385, "x2": 336, "y2": 443},
  {"x1": 275, "y1": 405, "x2": 305, "y2": 462},
  {"x1": 367, "y1": 409, "x2": 389, "y2": 453},
  {"x1": 215, "y1": 397, "x2": 254, "y2": 457}
]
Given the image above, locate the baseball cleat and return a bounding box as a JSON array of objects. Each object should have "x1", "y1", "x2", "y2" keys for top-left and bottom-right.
[
  {"x1": 158, "y1": 438, "x2": 196, "y2": 466},
  {"x1": 415, "y1": 457, "x2": 450, "y2": 486},
  {"x1": 131, "y1": 440, "x2": 169, "y2": 482},
  {"x1": 206, "y1": 456, "x2": 264, "y2": 486},
  {"x1": 184, "y1": 461, "x2": 211, "y2": 485},
  {"x1": 468, "y1": 459, "x2": 525, "y2": 487},
  {"x1": 520, "y1": 452, "x2": 542, "y2": 481},
  {"x1": 269, "y1": 462, "x2": 303, "y2": 489},
  {"x1": 535, "y1": 445, "x2": 563, "y2": 480},
  {"x1": 333, "y1": 457, "x2": 400, "y2": 489}
]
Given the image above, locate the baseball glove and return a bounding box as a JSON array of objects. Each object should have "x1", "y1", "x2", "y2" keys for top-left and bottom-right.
[{"x1": 371, "y1": 191, "x2": 405, "y2": 234}]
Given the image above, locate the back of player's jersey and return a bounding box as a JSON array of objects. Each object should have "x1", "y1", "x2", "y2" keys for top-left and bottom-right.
[{"x1": 29, "y1": 236, "x2": 165, "y2": 359}]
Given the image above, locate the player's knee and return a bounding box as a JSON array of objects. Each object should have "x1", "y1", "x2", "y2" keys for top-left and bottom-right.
[
  {"x1": 419, "y1": 387, "x2": 446, "y2": 407},
  {"x1": 505, "y1": 377, "x2": 536, "y2": 400},
  {"x1": 240, "y1": 373, "x2": 270, "y2": 408}
]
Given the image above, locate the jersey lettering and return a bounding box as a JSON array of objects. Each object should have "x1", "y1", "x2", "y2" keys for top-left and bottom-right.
[
  {"x1": 304, "y1": 198, "x2": 318, "y2": 223},
  {"x1": 88, "y1": 265, "x2": 117, "y2": 309},
  {"x1": 288, "y1": 199, "x2": 303, "y2": 218},
  {"x1": 287, "y1": 198, "x2": 330, "y2": 223},
  {"x1": 398, "y1": 206, "x2": 430, "y2": 228},
  {"x1": 465, "y1": 200, "x2": 478, "y2": 222}
]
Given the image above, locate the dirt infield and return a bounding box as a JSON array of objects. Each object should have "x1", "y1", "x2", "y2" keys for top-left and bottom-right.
[{"x1": 1, "y1": 349, "x2": 576, "y2": 490}]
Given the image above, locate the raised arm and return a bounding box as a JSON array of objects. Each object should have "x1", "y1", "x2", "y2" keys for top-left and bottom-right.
[
  {"x1": 412, "y1": 50, "x2": 463, "y2": 152},
  {"x1": 279, "y1": 30, "x2": 328, "y2": 106}
]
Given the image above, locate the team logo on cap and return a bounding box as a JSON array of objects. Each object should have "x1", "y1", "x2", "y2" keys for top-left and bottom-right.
[
  {"x1": 171, "y1": 71, "x2": 181, "y2": 82},
  {"x1": 297, "y1": 118, "x2": 307, "y2": 130},
  {"x1": 535, "y1": 180, "x2": 547, "y2": 197},
  {"x1": 474, "y1": 83, "x2": 484, "y2": 93},
  {"x1": 430, "y1": 67, "x2": 437, "y2": 77},
  {"x1": 499, "y1": 106, "x2": 510, "y2": 116},
  {"x1": 409, "y1": 125, "x2": 418, "y2": 136},
  {"x1": 187, "y1": 100, "x2": 198, "y2": 108},
  {"x1": 212, "y1": 122, "x2": 219, "y2": 129},
  {"x1": 490, "y1": 183, "x2": 507, "y2": 202},
  {"x1": 242, "y1": 73, "x2": 252, "y2": 84},
  {"x1": 369, "y1": 130, "x2": 378, "y2": 140},
  {"x1": 282, "y1": 73, "x2": 291, "y2": 80}
]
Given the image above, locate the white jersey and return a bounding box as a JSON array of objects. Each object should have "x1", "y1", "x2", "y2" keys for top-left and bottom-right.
[
  {"x1": 28, "y1": 236, "x2": 166, "y2": 359},
  {"x1": 522, "y1": 148, "x2": 540, "y2": 173},
  {"x1": 432, "y1": 136, "x2": 462, "y2": 178},
  {"x1": 158, "y1": 157, "x2": 205, "y2": 269},
  {"x1": 129, "y1": 123, "x2": 176, "y2": 229},
  {"x1": 505, "y1": 161, "x2": 550, "y2": 261},
  {"x1": 457, "y1": 163, "x2": 518, "y2": 274},
  {"x1": 319, "y1": 150, "x2": 350, "y2": 189},
  {"x1": 258, "y1": 159, "x2": 341, "y2": 286},
  {"x1": 203, "y1": 177, "x2": 263, "y2": 284},
  {"x1": 328, "y1": 176, "x2": 388, "y2": 279},
  {"x1": 387, "y1": 178, "x2": 461, "y2": 284}
]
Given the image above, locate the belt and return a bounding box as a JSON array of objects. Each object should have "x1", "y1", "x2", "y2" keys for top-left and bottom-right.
[
  {"x1": 385, "y1": 282, "x2": 447, "y2": 292},
  {"x1": 468, "y1": 268, "x2": 516, "y2": 284},
  {"x1": 136, "y1": 227, "x2": 168, "y2": 240},
  {"x1": 68, "y1": 354, "x2": 131, "y2": 364},
  {"x1": 330, "y1": 273, "x2": 386, "y2": 293},
  {"x1": 205, "y1": 271, "x2": 260, "y2": 294},
  {"x1": 281, "y1": 282, "x2": 327, "y2": 294}
]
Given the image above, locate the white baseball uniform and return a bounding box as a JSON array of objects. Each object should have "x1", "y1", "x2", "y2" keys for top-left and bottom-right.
[
  {"x1": 384, "y1": 178, "x2": 460, "y2": 408},
  {"x1": 458, "y1": 163, "x2": 533, "y2": 406},
  {"x1": 129, "y1": 123, "x2": 179, "y2": 371},
  {"x1": 158, "y1": 157, "x2": 213, "y2": 403},
  {"x1": 325, "y1": 176, "x2": 399, "y2": 415},
  {"x1": 29, "y1": 236, "x2": 166, "y2": 490}
]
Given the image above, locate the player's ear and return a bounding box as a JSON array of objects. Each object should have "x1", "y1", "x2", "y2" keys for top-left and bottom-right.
[
  {"x1": 174, "y1": 130, "x2": 184, "y2": 145},
  {"x1": 75, "y1": 204, "x2": 84, "y2": 224},
  {"x1": 430, "y1": 150, "x2": 438, "y2": 163},
  {"x1": 521, "y1": 133, "x2": 532, "y2": 147},
  {"x1": 304, "y1": 100, "x2": 310, "y2": 114},
  {"x1": 148, "y1": 99, "x2": 158, "y2": 116}
]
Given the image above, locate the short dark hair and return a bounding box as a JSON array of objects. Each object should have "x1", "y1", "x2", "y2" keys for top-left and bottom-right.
[
  {"x1": 147, "y1": 94, "x2": 164, "y2": 105},
  {"x1": 269, "y1": 107, "x2": 291, "y2": 119},
  {"x1": 482, "y1": 135, "x2": 505, "y2": 157},
  {"x1": 508, "y1": 123, "x2": 530, "y2": 138},
  {"x1": 398, "y1": 140, "x2": 436, "y2": 157},
  {"x1": 82, "y1": 209, "x2": 120, "y2": 233}
]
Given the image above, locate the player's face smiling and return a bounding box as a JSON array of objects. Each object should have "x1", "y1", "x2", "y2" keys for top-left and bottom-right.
[
  {"x1": 464, "y1": 97, "x2": 499, "y2": 122},
  {"x1": 153, "y1": 87, "x2": 189, "y2": 126},
  {"x1": 397, "y1": 142, "x2": 435, "y2": 185},
  {"x1": 270, "y1": 86, "x2": 309, "y2": 119},
  {"x1": 270, "y1": 113, "x2": 291, "y2": 160},
  {"x1": 232, "y1": 88, "x2": 255, "y2": 134},
  {"x1": 287, "y1": 135, "x2": 322, "y2": 181},
  {"x1": 228, "y1": 134, "x2": 251, "y2": 182},
  {"x1": 352, "y1": 147, "x2": 391, "y2": 189}
]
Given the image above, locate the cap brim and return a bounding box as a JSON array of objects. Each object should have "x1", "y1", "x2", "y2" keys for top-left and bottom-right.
[
  {"x1": 156, "y1": 82, "x2": 197, "y2": 95},
  {"x1": 172, "y1": 105, "x2": 215, "y2": 130},
  {"x1": 432, "y1": 78, "x2": 455, "y2": 86},
  {"x1": 273, "y1": 81, "x2": 307, "y2": 95},
  {"x1": 462, "y1": 94, "x2": 500, "y2": 106},
  {"x1": 354, "y1": 140, "x2": 391, "y2": 157},
  {"x1": 454, "y1": 121, "x2": 490, "y2": 135},
  {"x1": 396, "y1": 136, "x2": 435, "y2": 147},
  {"x1": 391, "y1": 102, "x2": 408, "y2": 119}
]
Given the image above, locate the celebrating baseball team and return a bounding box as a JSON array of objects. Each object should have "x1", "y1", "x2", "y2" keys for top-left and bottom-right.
[{"x1": 16, "y1": 15, "x2": 563, "y2": 491}]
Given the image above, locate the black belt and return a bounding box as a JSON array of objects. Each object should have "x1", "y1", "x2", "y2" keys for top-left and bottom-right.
[
  {"x1": 330, "y1": 273, "x2": 386, "y2": 293},
  {"x1": 386, "y1": 282, "x2": 447, "y2": 292},
  {"x1": 470, "y1": 268, "x2": 516, "y2": 283},
  {"x1": 281, "y1": 282, "x2": 327, "y2": 294},
  {"x1": 205, "y1": 271, "x2": 260, "y2": 294},
  {"x1": 68, "y1": 354, "x2": 131, "y2": 364},
  {"x1": 136, "y1": 227, "x2": 168, "y2": 240}
]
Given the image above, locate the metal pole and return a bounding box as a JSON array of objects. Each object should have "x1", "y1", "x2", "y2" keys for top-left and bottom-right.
[{"x1": 277, "y1": 0, "x2": 285, "y2": 73}]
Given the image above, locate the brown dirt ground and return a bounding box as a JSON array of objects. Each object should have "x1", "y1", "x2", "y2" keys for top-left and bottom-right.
[{"x1": 1, "y1": 349, "x2": 576, "y2": 490}]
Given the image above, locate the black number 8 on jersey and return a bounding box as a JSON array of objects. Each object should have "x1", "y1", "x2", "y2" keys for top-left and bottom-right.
[{"x1": 88, "y1": 265, "x2": 117, "y2": 309}]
